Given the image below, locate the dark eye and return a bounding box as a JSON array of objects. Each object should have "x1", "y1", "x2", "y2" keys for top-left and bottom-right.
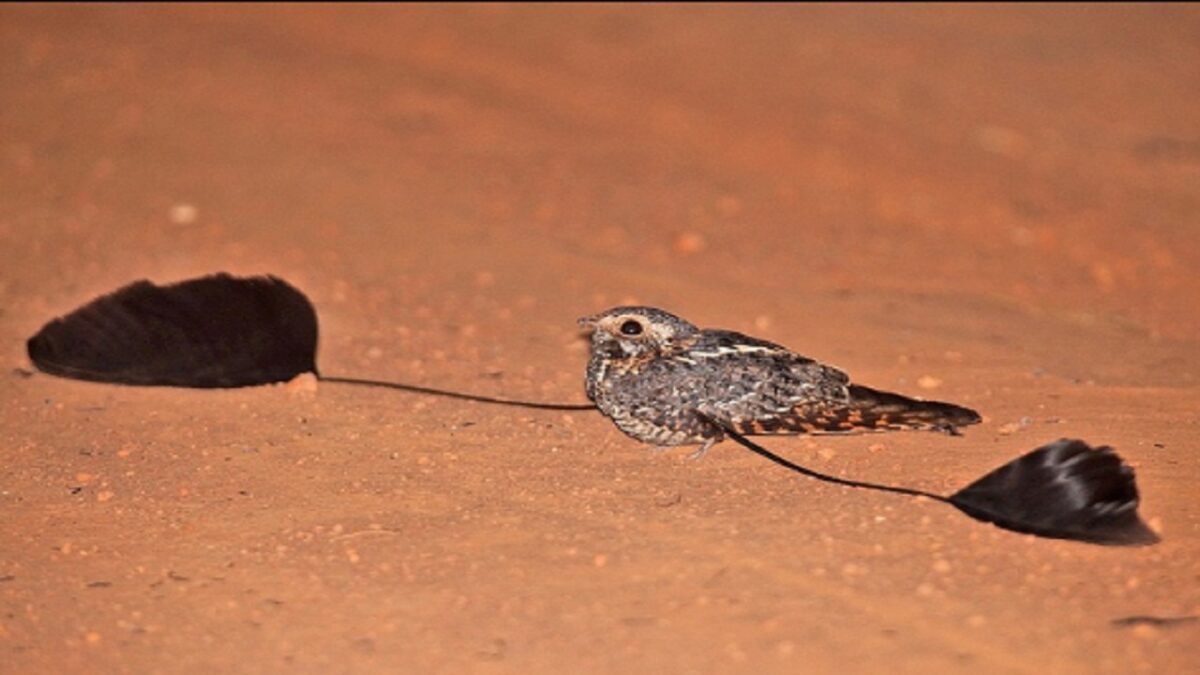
[{"x1": 619, "y1": 319, "x2": 644, "y2": 336}]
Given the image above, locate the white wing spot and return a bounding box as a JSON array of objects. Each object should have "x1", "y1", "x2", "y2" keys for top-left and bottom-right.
[{"x1": 690, "y1": 345, "x2": 779, "y2": 359}]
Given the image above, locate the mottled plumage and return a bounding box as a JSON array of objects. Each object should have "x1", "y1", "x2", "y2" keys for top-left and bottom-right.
[{"x1": 580, "y1": 306, "x2": 981, "y2": 457}]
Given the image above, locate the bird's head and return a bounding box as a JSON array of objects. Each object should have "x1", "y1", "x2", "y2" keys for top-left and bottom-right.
[{"x1": 578, "y1": 306, "x2": 699, "y2": 361}]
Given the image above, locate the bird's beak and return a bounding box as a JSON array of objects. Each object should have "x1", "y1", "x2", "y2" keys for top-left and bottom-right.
[{"x1": 577, "y1": 315, "x2": 599, "y2": 334}]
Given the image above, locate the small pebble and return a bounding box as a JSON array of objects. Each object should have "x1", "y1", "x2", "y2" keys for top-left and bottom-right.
[
  {"x1": 285, "y1": 372, "x2": 319, "y2": 393},
  {"x1": 168, "y1": 203, "x2": 198, "y2": 225},
  {"x1": 1131, "y1": 624, "x2": 1159, "y2": 640},
  {"x1": 672, "y1": 231, "x2": 706, "y2": 255},
  {"x1": 917, "y1": 375, "x2": 942, "y2": 390}
]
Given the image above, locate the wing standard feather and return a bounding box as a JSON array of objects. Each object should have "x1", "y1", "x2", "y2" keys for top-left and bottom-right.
[{"x1": 27, "y1": 273, "x2": 319, "y2": 388}]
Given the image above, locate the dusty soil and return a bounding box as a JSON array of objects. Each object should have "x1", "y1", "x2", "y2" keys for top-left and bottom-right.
[{"x1": 2, "y1": 5, "x2": 1198, "y2": 674}]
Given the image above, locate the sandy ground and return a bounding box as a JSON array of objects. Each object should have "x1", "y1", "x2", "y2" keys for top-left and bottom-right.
[{"x1": 2, "y1": 5, "x2": 1198, "y2": 674}]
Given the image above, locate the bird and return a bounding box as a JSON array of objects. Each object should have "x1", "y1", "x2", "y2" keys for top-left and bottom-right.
[{"x1": 580, "y1": 306, "x2": 981, "y2": 458}]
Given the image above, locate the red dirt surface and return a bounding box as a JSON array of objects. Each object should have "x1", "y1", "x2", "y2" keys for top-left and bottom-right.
[{"x1": 2, "y1": 5, "x2": 1197, "y2": 674}]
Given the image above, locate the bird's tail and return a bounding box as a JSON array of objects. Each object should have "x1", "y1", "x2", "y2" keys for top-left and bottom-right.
[
  {"x1": 842, "y1": 384, "x2": 981, "y2": 435},
  {"x1": 728, "y1": 384, "x2": 981, "y2": 436}
]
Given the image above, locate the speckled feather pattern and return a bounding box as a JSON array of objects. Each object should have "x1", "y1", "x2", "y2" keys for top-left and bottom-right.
[{"x1": 581, "y1": 306, "x2": 981, "y2": 452}]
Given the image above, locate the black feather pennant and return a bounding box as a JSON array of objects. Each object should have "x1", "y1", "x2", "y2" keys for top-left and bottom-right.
[
  {"x1": 27, "y1": 274, "x2": 319, "y2": 388},
  {"x1": 25, "y1": 273, "x2": 595, "y2": 409},
  {"x1": 948, "y1": 439, "x2": 1159, "y2": 545},
  {"x1": 717, "y1": 423, "x2": 1158, "y2": 546}
]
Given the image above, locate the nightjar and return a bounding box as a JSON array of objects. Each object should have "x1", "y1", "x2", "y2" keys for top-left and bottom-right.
[{"x1": 581, "y1": 306, "x2": 981, "y2": 458}]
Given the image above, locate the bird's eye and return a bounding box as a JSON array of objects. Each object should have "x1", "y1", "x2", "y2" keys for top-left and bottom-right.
[{"x1": 619, "y1": 319, "x2": 644, "y2": 336}]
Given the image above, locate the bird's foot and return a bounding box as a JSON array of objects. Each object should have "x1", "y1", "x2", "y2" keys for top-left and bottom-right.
[{"x1": 686, "y1": 437, "x2": 720, "y2": 461}]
